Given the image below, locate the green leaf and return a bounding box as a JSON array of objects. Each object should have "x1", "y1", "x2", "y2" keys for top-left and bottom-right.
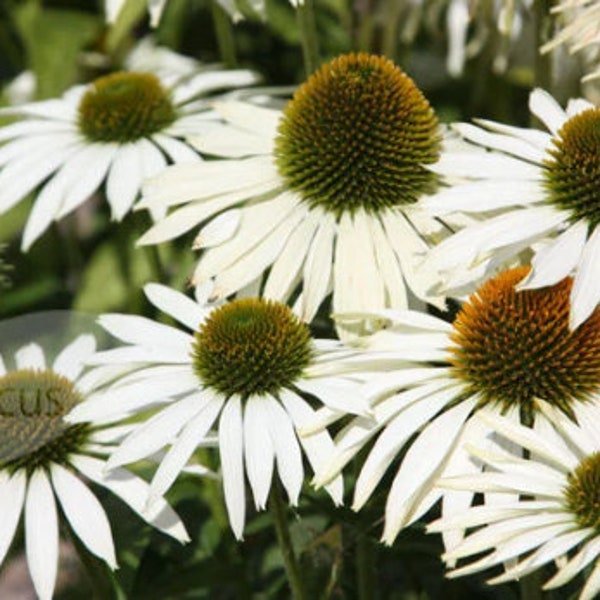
[{"x1": 12, "y1": 1, "x2": 101, "y2": 98}]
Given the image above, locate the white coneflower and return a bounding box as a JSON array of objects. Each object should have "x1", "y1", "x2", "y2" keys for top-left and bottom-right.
[
  {"x1": 0, "y1": 54, "x2": 258, "y2": 250},
  {"x1": 0, "y1": 335, "x2": 188, "y2": 600},
  {"x1": 313, "y1": 267, "x2": 600, "y2": 548},
  {"x1": 542, "y1": 0, "x2": 600, "y2": 82},
  {"x1": 423, "y1": 88, "x2": 600, "y2": 330},
  {"x1": 138, "y1": 53, "x2": 449, "y2": 339},
  {"x1": 68, "y1": 283, "x2": 374, "y2": 539},
  {"x1": 429, "y1": 401, "x2": 600, "y2": 600}
]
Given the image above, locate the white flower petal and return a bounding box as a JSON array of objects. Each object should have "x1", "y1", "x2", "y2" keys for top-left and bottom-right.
[
  {"x1": 422, "y1": 180, "x2": 544, "y2": 216},
  {"x1": 51, "y1": 464, "x2": 117, "y2": 568},
  {"x1": 219, "y1": 395, "x2": 246, "y2": 539},
  {"x1": 265, "y1": 395, "x2": 303, "y2": 506},
  {"x1": 570, "y1": 226, "x2": 600, "y2": 330},
  {"x1": 25, "y1": 470, "x2": 59, "y2": 600},
  {"x1": 0, "y1": 471, "x2": 26, "y2": 564},
  {"x1": 192, "y1": 191, "x2": 298, "y2": 284},
  {"x1": 210, "y1": 204, "x2": 306, "y2": 300},
  {"x1": 71, "y1": 454, "x2": 189, "y2": 543},
  {"x1": 516, "y1": 220, "x2": 587, "y2": 291},
  {"x1": 428, "y1": 151, "x2": 542, "y2": 180},
  {"x1": 214, "y1": 101, "x2": 280, "y2": 140},
  {"x1": 52, "y1": 334, "x2": 96, "y2": 380},
  {"x1": 99, "y1": 313, "x2": 192, "y2": 350},
  {"x1": 263, "y1": 209, "x2": 320, "y2": 304},
  {"x1": 454, "y1": 122, "x2": 546, "y2": 163},
  {"x1": 243, "y1": 396, "x2": 275, "y2": 510},
  {"x1": 56, "y1": 143, "x2": 117, "y2": 219},
  {"x1": 144, "y1": 283, "x2": 207, "y2": 331},
  {"x1": 106, "y1": 142, "x2": 143, "y2": 220},
  {"x1": 0, "y1": 136, "x2": 80, "y2": 214},
  {"x1": 193, "y1": 208, "x2": 241, "y2": 249},
  {"x1": 382, "y1": 397, "x2": 476, "y2": 544},
  {"x1": 16, "y1": 343, "x2": 46, "y2": 370},
  {"x1": 300, "y1": 213, "x2": 335, "y2": 322},
  {"x1": 580, "y1": 555, "x2": 600, "y2": 600},
  {"x1": 333, "y1": 212, "x2": 386, "y2": 339},
  {"x1": 152, "y1": 132, "x2": 201, "y2": 163},
  {"x1": 280, "y1": 389, "x2": 343, "y2": 504},
  {"x1": 295, "y1": 377, "x2": 370, "y2": 416},
  {"x1": 143, "y1": 156, "x2": 278, "y2": 205},
  {"x1": 190, "y1": 125, "x2": 271, "y2": 158},
  {"x1": 107, "y1": 391, "x2": 212, "y2": 469},
  {"x1": 149, "y1": 396, "x2": 224, "y2": 503},
  {"x1": 529, "y1": 88, "x2": 567, "y2": 135}
]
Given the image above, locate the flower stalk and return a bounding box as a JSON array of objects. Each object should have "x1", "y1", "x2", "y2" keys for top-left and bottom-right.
[{"x1": 269, "y1": 481, "x2": 307, "y2": 600}]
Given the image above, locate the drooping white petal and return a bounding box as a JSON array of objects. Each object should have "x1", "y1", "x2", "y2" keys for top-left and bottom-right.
[
  {"x1": 0, "y1": 471, "x2": 26, "y2": 565},
  {"x1": 243, "y1": 396, "x2": 275, "y2": 510},
  {"x1": 265, "y1": 395, "x2": 303, "y2": 506},
  {"x1": 149, "y1": 395, "x2": 224, "y2": 503},
  {"x1": 280, "y1": 389, "x2": 343, "y2": 504},
  {"x1": 579, "y1": 555, "x2": 600, "y2": 600},
  {"x1": 71, "y1": 454, "x2": 189, "y2": 543},
  {"x1": 106, "y1": 142, "x2": 144, "y2": 220},
  {"x1": 210, "y1": 204, "x2": 306, "y2": 299},
  {"x1": 219, "y1": 395, "x2": 246, "y2": 539},
  {"x1": 25, "y1": 470, "x2": 59, "y2": 600},
  {"x1": 425, "y1": 206, "x2": 566, "y2": 274},
  {"x1": 516, "y1": 220, "x2": 587, "y2": 291},
  {"x1": 353, "y1": 388, "x2": 462, "y2": 511},
  {"x1": 381, "y1": 210, "x2": 444, "y2": 308},
  {"x1": 333, "y1": 212, "x2": 386, "y2": 338},
  {"x1": 106, "y1": 391, "x2": 213, "y2": 469},
  {"x1": 368, "y1": 214, "x2": 408, "y2": 310},
  {"x1": 192, "y1": 191, "x2": 299, "y2": 284},
  {"x1": 51, "y1": 464, "x2": 117, "y2": 568},
  {"x1": 67, "y1": 367, "x2": 196, "y2": 423},
  {"x1": 476, "y1": 411, "x2": 578, "y2": 472},
  {"x1": 570, "y1": 226, "x2": 600, "y2": 330},
  {"x1": 382, "y1": 397, "x2": 476, "y2": 544},
  {"x1": 295, "y1": 377, "x2": 370, "y2": 416},
  {"x1": 152, "y1": 132, "x2": 201, "y2": 163},
  {"x1": 56, "y1": 142, "x2": 117, "y2": 219},
  {"x1": 545, "y1": 537, "x2": 600, "y2": 589},
  {"x1": 263, "y1": 209, "x2": 320, "y2": 303},
  {"x1": 193, "y1": 209, "x2": 241, "y2": 249},
  {"x1": 300, "y1": 213, "x2": 336, "y2": 322},
  {"x1": 0, "y1": 136, "x2": 80, "y2": 214}
]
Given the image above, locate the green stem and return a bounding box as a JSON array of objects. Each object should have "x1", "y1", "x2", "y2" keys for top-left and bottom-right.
[
  {"x1": 211, "y1": 0, "x2": 237, "y2": 68},
  {"x1": 68, "y1": 526, "x2": 122, "y2": 600},
  {"x1": 296, "y1": 0, "x2": 320, "y2": 76},
  {"x1": 269, "y1": 482, "x2": 307, "y2": 600},
  {"x1": 143, "y1": 244, "x2": 166, "y2": 285},
  {"x1": 356, "y1": 528, "x2": 376, "y2": 600},
  {"x1": 381, "y1": 0, "x2": 402, "y2": 61},
  {"x1": 519, "y1": 569, "x2": 544, "y2": 600}
]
